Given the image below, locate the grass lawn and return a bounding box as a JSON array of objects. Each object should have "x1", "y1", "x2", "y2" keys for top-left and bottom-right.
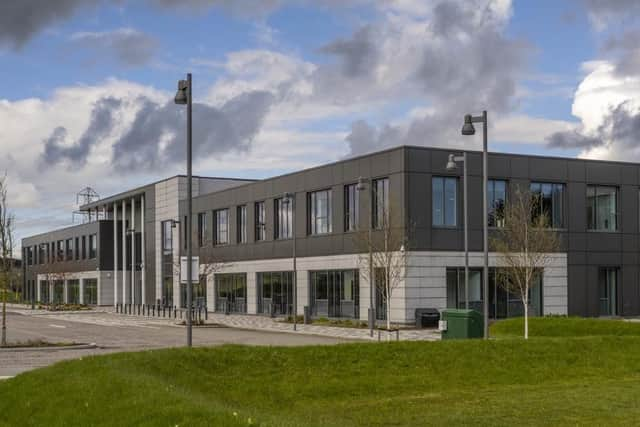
[
  {"x1": 490, "y1": 315, "x2": 640, "y2": 337},
  {"x1": 2, "y1": 318, "x2": 640, "y2": 426}
]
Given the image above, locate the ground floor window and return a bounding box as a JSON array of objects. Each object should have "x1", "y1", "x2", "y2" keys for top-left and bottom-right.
[
  {"x1": 599, "y1": 267, "x2": 618, "y2": 316},
  {"x1": 39, "y1": 280, "x2": 50, "y2": 303},
  {"x1": 257, "y1": 271, "x2": 293, "y2": 316},
  {"x1": 67, "y1": 280, "x2": 80, "y2": 304},
  {"x1": 84, "y1": 279, "x2": 97, "y2": 305},
  {"x1": 180, "y1": 275, "x2": 207, "y2": 308},
  {"x1": 446, "y1": 267, "x2": 543, "y2": 319},
  {"x1": 215, "y1": 273, "x2": 247, "y2": 313},
  {"x1": 162, "y1": 276, "x2": 173, "y2": 307},
  {"x1": 309, "y1": 269, "x2": 359, "y2": 318},
  {"x1": 53, "y1": 280, "x2": 64, "y2": 304}
]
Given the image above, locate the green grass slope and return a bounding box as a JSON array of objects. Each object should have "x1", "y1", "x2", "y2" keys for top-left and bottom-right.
[
  {"x1": 490, "y1": 316, "x2": 640, "y2": 337},
  {"x1": 3, "y1": 332, "x2": 640, "y2": 426}
]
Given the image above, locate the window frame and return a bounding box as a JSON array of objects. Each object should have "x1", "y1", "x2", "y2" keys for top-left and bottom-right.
[
  {"x1": 432, "y1": 176, "x2": 458, "y2": 228},
  {"x1": 487, "y1": 179, "x2": 508, "y2": 228},
  {"x1": 344, "y1": 183, "x2": 360, "y2": 232},
  {"x1": 372, "y1": 177, "x2": 389, "y2": 230},
  {"x1": 255, "y1": 201, "x2": 266, "y2": 242},
  {"x1": 274, "y1": 197, "x2": 293, "y2": 240},
  {"x1": 586, "y1": 185, "x2": 618, "y2": 232},
  {"x1": 530, "y1": 181, "x2": 565, "y2": 229},
  {"x1": 197, "y1": 212, "x2": 208, "y2": 247},
  {"x1": 308, "y1": 189, "x2": 333, "y2": 235},
  {"x1": 214, "y1": 208, "x2": 229, "y2": 246},
  {"x1": 237, "y1": 205, "x2": 247, "y2": 244}
]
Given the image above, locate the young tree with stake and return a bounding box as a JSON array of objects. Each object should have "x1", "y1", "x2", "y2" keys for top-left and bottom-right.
[
  {"x1": 490, "y1": 186, "x2": 561, "y2": 339},
  {"x1": 0, "y1": 175, "x2": 14, "y2": 347}
]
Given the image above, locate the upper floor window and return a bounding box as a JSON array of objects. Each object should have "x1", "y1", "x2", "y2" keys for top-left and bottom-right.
[
  {"x1": 531, "y1": 182, "x2": 564, "y2": 228},
  {"x1": 50, "y1": 242, "x2": 55, "y2": 263},
  {"x1": 344, "y1": 183, "x2": 359, "y2": 232},
  {"x1": 372, "y1": 178, "x2": 389, "y2": 229},
  {"x1": 309, "y1": 189, "x2": 332, "y2": 235},
  {"x1": 237, "y1": 205, "x2": 247, "y2": 244},
  {"x1": 39, "y1": 244, "x2": 46, "y2": 265},
  {"x1": 197, "y1": 212, "x2": 208, "y2": 247},
  {"x1": 57, "y1": 240, "x2": 64, "y2": 262},
  {"x1": 432, "y1": 176, "x2": 457, "y2": 227},
  {"x1": 488, "y1": 180, "x2": 507, "y2": 227},
  {"x1": 81, "y1": 236, "x2": 86, "y2": 260},
  {"x1": 587, "y1": 185, "x2": 617, "y2": 231},
  {"x1": 274, "y1": 197, "x2": 293, "y2": 239},
  {"x1": 162, "y1": 220, "x2": 173, "y2": 255},
  {"x1": 88, "y1": 234, "x2": 97, "y2": 259},
  {"x1": 65, "y1": 238, "x2": 73, "y2": 261},
  {"x1": 255, "y1": 201, "x2": 266, "y2": 241},
  {"x1": 214, "y1": 209, "x2": 229, "y2": 245},
  {"x1": 74, "y1": 237, "x2": 80, "y2": 260}
]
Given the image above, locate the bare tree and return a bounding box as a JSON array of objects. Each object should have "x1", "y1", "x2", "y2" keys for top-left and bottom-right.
[
  {"x1": 353, "y1": 205, "x2": 407, "y2": 331},
  {"x1": 490, "y1": 187, "x2": 561, "y2": 339},
  {"x1": 0, "y1": 175, "x2": 14, "y2": 347}
]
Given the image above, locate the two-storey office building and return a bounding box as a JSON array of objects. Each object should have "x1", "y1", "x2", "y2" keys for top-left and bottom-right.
[{"x1": 22, "y1": 145, "x2": 640, "y2": 322}]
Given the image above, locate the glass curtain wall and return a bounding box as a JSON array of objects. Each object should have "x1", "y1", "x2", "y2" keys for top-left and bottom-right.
[
  {"x1": 40, "y1": 280, "x2": 50, "y2": 303},
  {"x1": 84, "y1": 279, "x2": 98, "y2": 305},
  {"x1": 257, "y1": 271, "x2": 293, "y2": 315},
  {"x1": 67, "y1": 280, "x2": 80, "y2": 304},
  {"x1": 309, "y1": 269, "x2": 359, "y2": 318},
  {"x1": 53, "y1": 280, "x2": 64, "y2": 304},
  {"x1": 180, "y1": 275, "x2": 207, "y2": 308},
  {"x1": 446, "y1": 267, "x2": 543, "y2": 318},
  {"x1": 215, "y1": 273, "x2": 247, "y2": 313}
]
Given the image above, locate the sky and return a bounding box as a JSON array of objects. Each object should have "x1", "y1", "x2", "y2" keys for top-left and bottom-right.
[{"x1": 2, "y1": 0, "x2": 640, "y2": 252}]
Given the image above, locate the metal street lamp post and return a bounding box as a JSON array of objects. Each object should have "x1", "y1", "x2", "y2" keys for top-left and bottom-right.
[
  {"x1": 461, "y1": 110, "x2": 489, "y2": 339},
  {"x1": 283, "y1": 192, "x2": 297, "y2": 331},
  {"x1": 446, "y1": 153, "x2": 469, "y2": 309},
  {"x1": 356, "y1": 177, "x2": 375, "y2": 337},
  {"x1": 175, "y1": 73, "x2": 193, "y2": 347}
]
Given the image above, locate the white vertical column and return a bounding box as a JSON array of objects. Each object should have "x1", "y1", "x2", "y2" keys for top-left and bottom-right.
[
  {"x1": 113, "y1": 202, "x2": 118, "y2": 306},
  {"x1": 141, "y1": 194, "x2": 146, "y2": 305},
  {"x1": 63, "y1": 279, "x2": 69, "y2": 304},
  {"x1": 79, "y1": 278, "x2": 85, "y2": 304},
  {"x1": 130, "y1": 197, "x2": 135, "y2": 305},
  {"x1": 122, "y1": 199, "x2": 127, "y2": 304}
]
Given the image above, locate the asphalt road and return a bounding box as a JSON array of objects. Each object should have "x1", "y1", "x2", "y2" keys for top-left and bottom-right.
[{"x1": 0, "y1": 310, "x2": 347, "y2": 377}]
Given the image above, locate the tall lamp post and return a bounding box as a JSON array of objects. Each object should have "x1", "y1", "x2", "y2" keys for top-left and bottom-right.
[
  {"x1": 175, "y1": 73, "x2": 193, "y2": 347},
  {"x1": 461, "y1": 111, "x2": 489, "y2": 339},
  {"x1": 356, "y1": 177, "x2": 375, "y2": 337},
  {"x1": 283, "y1": 192, "x2": 297, "y2": 331},
  {"x1": 446, "y1": 153, "x2": 469, "y2": 309}
]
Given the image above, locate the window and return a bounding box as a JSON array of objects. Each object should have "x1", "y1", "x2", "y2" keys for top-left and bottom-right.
[
  {"x1": 531, "y1": 182, "x2": 565, "y2": 228},
  {"x1": 197, "y1": 212, "x2": 208, "y2": 247},
  {"x1": 599, "y1": 267, "x2": 618, "y2": 316},
  {"x1": 39, "y1": 244, "x2": 46, "y2": 265},
  {"x1": 587, "y1": 185, "x2": 617, "y2": 231},
  {"x1": 446, "y1": 267, "x2": 484, "y2": 311},
  {"x1": 183, "y1": 216, "x2": 188, "y2": 250},
  {"x1": 308, "y1": 189, "x2": 332, "y2": 235},
  {"x1": 237, "y1": 205, "x2": 247, "y2": 244},
  {"x1": 432, "y1": 177, "x2": 457, "y2": 227},
  {"x1": 75, "y1": 237, "x2": 80, "y2": 260},
  {"x1": 255, "y1": 201, "x2": 266, "y2": 241},
  {"x1": 215, "y1": 273, "x2": 247, "y2": 313},
  {"x1": 162, "y1": 221, "x2": 173, "y2": 255},
  {"x1": 81, "y1": 236, "x2": 87, "y2": 259},
  {"x1": 372, "y1": 178, "x2": 389, "y2": 229},
  {"x1": 84, "y1": 279, "x2": 98, "y2": 305},
  {"x1": 57, "y1": 240, "x2": 64, "y2": 262},
  {"x1": 67, "y1": 280, "x2": 80, "y2": 304},
  {"x1": 50, "y1": 242, "x2": 55, "y2": 263},
  {"x1": 88, "y1": 234, "x2": 97, "y2": 259},
  {"x1": 65, "y1": 238, "x2": 73, "y2": 261},
  {"x1": 257, "y1": 271, "x2": 293, "y2": 315},
  {"x1": 309, "y1": 269, "x2": 359, "y2": 318},
  {"x1": 344, "y1": 184, "x2": 359, "y2": 232},
  {"x1": 274, "y1": 198, "x2": 293, "y2": 239},
  {"x1": 488, "y1": 180, "x2": 507, "y2": 227},
  {"x1": 214, "y1": 209, "x2": 229, "y2": 245}
]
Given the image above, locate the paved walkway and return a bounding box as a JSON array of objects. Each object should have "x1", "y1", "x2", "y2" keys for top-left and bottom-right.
[{"x1": 4, "y1": 304, "x2": 441, "y2": 342}]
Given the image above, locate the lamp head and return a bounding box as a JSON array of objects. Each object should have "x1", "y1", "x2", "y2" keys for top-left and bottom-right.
[
  {"x1": 283, "y1": 192, "x2": 294, "y2": 204},
  {"x1": 446, "y1": 154, "x2": 458, "y2": 171},
  {"x1": 461, "y1": 114, "x2": 476, "y2": 136},
  {"x1": 174, "y1": 79, "x2": 188, "y2": 105},
  {"x1": 356, "y1": 176, "x2": 366, "y2": 192}
]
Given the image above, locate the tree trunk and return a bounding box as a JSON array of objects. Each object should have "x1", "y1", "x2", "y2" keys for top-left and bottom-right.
[
  {"x1": 523, "y1": 296, "x2": 529, "y2": 340},
  {"x1": 1, "y1": 276, "x2": 6, "y2": 347}
]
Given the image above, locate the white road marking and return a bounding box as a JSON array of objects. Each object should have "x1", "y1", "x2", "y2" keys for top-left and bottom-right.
[{"x1": 48, "y1": 324, "x2": 66, "y2": 329}]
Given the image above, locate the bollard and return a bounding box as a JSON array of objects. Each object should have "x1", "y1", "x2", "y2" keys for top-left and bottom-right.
[
  {"x1": 174, "y1": 306, "x2": 177, "y2": 319},
  {"x1": 163, "y1": 306, "x2": 166, "y2": 317},
  {"x1": 205, "y1": 307, "x2": 208, "y2": 321},
  {"x1": 138, "y1": 304, "x2": 140, "y2": 315}
]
